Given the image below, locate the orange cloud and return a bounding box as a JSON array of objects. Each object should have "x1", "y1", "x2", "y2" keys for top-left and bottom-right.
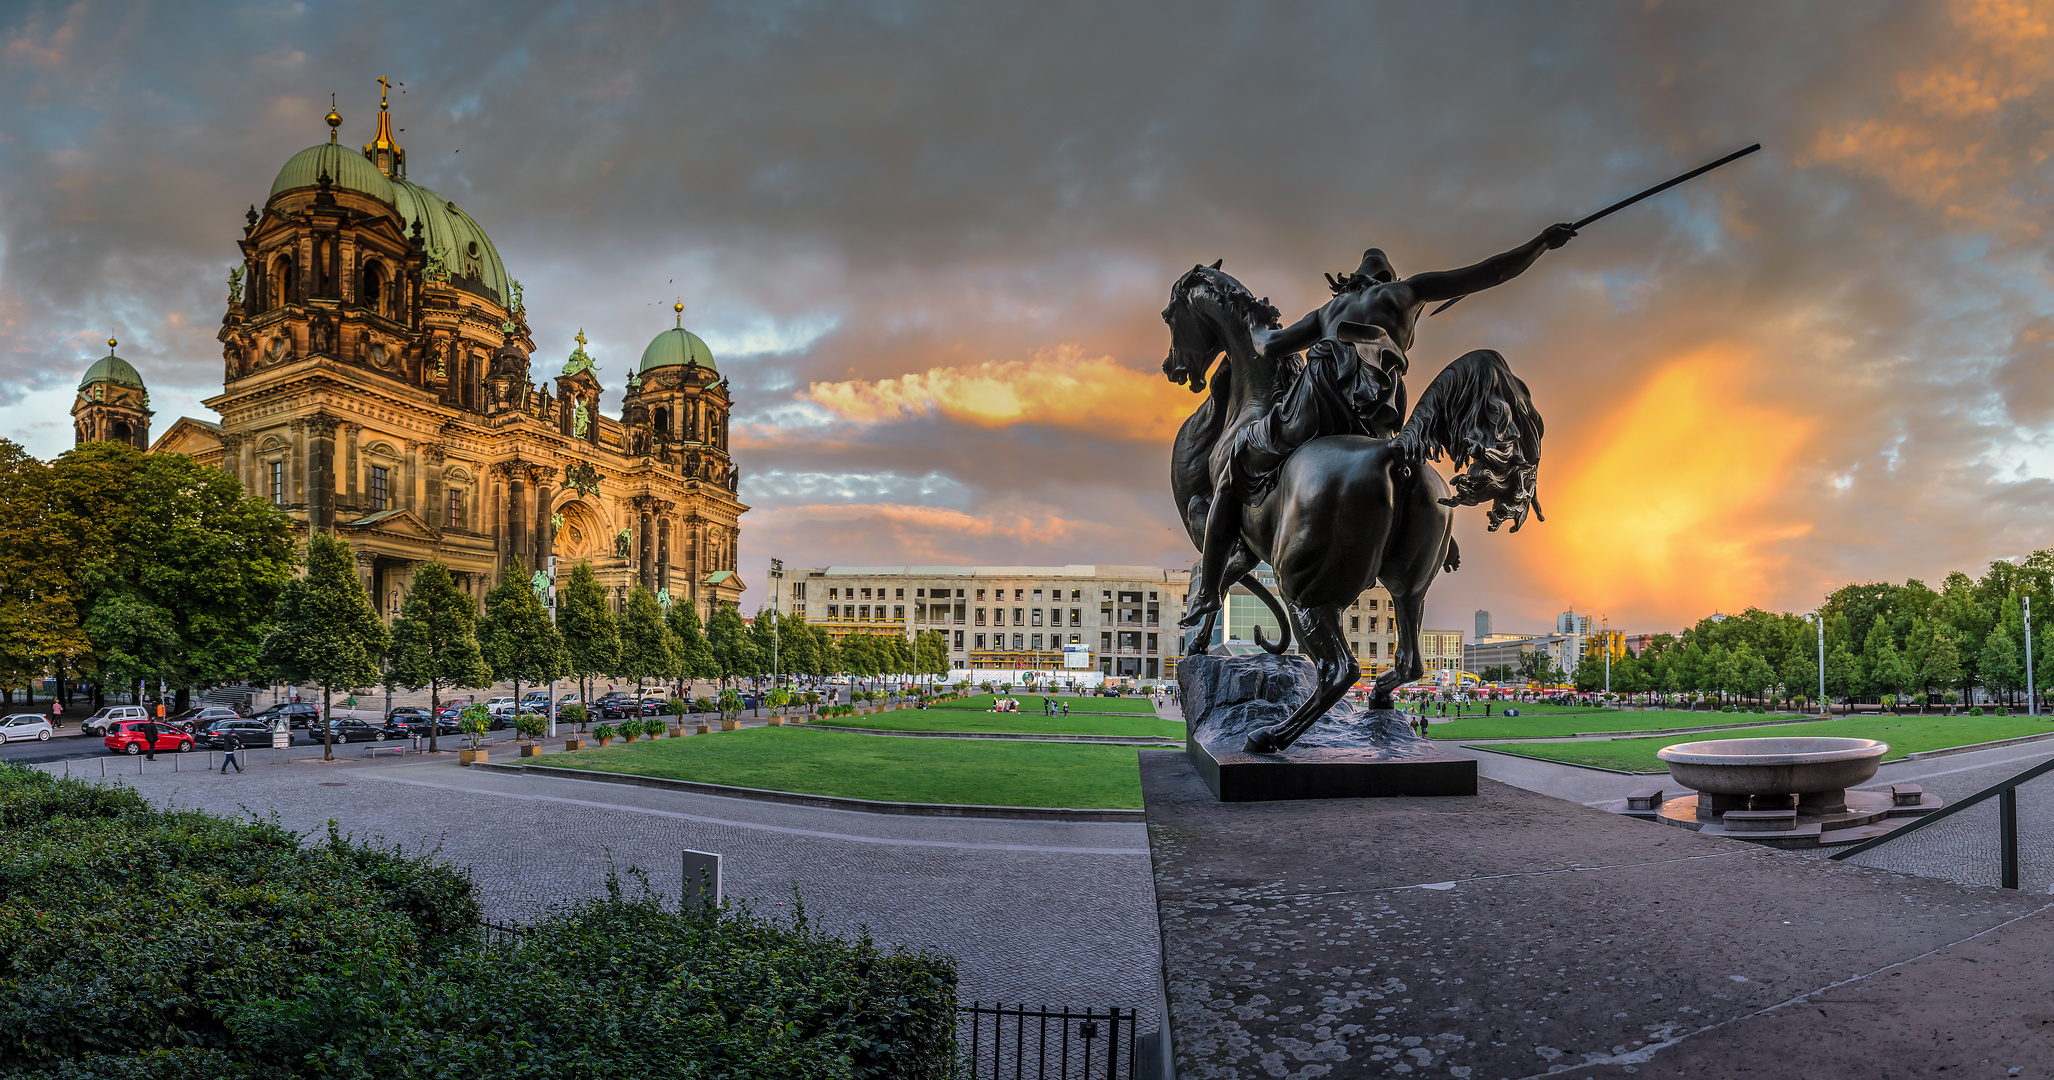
[
  {"x1": 1806, "y1": 0, "x2": 2054, "y2": 230},
  {"x1": 802, "y1": 344, "x2": 1197, "y2": 442},
  {"x1": 749, "y1": 502, "x2": 1119, "y2": 564},
  {"x1": 1524, "y1": 344, "x2": 1816, "y2": 625}
]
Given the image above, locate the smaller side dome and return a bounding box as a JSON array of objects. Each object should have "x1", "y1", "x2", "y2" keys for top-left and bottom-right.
[
  {"x1": 638, "y1": 327, "x2": 717, "y2": 373},
  {"x1": 270, "y1": 142, "x2": 399, "y2": 205},
  {"x1": 79, "y1": 340, "x2": 147, "y2": 392}
]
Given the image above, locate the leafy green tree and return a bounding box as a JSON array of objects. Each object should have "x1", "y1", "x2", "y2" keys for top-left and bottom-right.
[
  {"x1": 915, "y1": 629, "x2": 949, "y2": 687},
  {"x1": 1982, "y1": 622, "x2": 2025, "y2": 707},
  {"x1": 0, "y1": 442, "x2": 88, "y2": 706},
  {"x1": 665, "y1": 600, "x2": 717, "y2": 692},
  {"x1": 1730, "y1": 644, "x2": 1776, "y2": 705},
  {"x1": 478, "y1": 560, "x2": 568, "y2": 729},
  {"x1": 617, "y1": 586, "x2": 677, "y2": 701},
  {"x1": 841, "y1": 633, "x2": 881, "y2": 679},
  {"x1": 777, "y1": 611, "x2": 819, "y2": 678},
  {"x1": 1824, "y1": 642, "x2": 1858, "y2": 705},
  {"x1": 1921, "y1": 630, "x2": 1964, "y2": 704},
  {"x1": 1779, "y1": 649, "x2": 1818, "y2": 711},
  {"x1": 559, "y1": 562, "x2": 619, "y2": 705},
  {"x1": 261, "y1": 532, "x2": 388, "y2": 761},
  {"x1": 810, "y1": 624, "x2": 840, "y2": 677},
  {"x1": 706, "y1": 603, "x2": 753, "y2": 685},
  {"x1": 749, "y1": 607, "x2": 782, "y2": 680},
  {"x1": 389, "y1": 561, "x2": 491, "y2": 755}
]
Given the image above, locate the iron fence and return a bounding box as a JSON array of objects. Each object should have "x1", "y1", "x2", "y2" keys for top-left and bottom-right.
[
  {"x1": 958, "y1": 1002, "x2": 1142, "y2": 1080},
  {"x1": 1830, "y1": 752, "x2": 2054, "y2": 888}
]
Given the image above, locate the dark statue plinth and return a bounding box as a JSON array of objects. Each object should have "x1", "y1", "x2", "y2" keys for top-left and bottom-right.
[{"x1": 1178, "y1": 654, "x2": 1476, "y2": 801}]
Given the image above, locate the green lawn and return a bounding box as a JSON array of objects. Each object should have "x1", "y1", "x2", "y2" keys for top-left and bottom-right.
[
  {"x1": 822, "y1": 711, "x2": 1184, "y2": 738},
  {"x1": 1479, "y1": 714, "x2": 2054, "y2": 773},
  {"x1": 926, "y1": 693, "x2": 1160, "y2": 714},
  {"x1": 1427, "y1": 709, "x2": 1805, "y2": 740},
  {"x1": 546, "y1": 726, "x2": 1143, "y2": 808}
]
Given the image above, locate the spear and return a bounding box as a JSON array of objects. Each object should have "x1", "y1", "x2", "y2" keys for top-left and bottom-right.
[{"x1": 1430, "y1": 142, "x2": 1761, "y2": 316}]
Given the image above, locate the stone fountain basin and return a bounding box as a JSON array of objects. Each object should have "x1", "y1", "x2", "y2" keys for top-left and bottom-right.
[{"x1": 1656, "y1": 737, "x2": 1888, "y2": 795}]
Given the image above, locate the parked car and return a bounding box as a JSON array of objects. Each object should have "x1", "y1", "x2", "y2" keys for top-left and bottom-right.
[
  {"x1": 168, "y1": 705, "x2": 242, "y2": 732},
  {"x1": 104, "y1": 721, "x2": 195, "y2": 755},
  {"x1": 198, "y1": 718, "x2": 292, "y2": 749},
  {"x1": 385, "y1": 706, "x2": 432, "y2": 726},
  {"x1": 0, "y1": 714, "x2": 54, "y2": 743},
  {"x1": 252, "y1": 702, "x2": 322, "y2": 729},
  {"x1": 310, "y1": 718, "x2": 403, "y2": 744},
  {"x1": 80, "y1": 706, "x2": 147, "y2": 737},
  {"x1": 391, "y1": 713, "x2": 460, "y2": 737},
  {"x1": 484, "y1": 697, "x2": 517, "y2": 717}
]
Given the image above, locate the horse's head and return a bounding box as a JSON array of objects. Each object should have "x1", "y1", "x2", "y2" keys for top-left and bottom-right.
[{"x1": 1161, "y1": 261, "x2": 1280, "y2": 394}]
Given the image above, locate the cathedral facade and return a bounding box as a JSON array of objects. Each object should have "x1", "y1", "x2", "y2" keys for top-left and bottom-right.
[{"x1": 77, "y1": 90, "x2": 748, "y2": 619}]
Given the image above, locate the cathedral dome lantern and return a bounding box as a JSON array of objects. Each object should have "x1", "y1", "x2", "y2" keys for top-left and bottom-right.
[
  {"x1": 73, "y1": 337, "x2": 152, "y2": 450},
  {"x1": 639, "y1": 301, "x2": 717, "y2": 373},
  {"x1": 362, "y1": 76, "x2": 406, "y2": 179}
]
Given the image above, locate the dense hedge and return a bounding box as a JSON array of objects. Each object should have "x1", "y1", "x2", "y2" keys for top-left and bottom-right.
[{"x1": 0, "y1": 766, "x2": 957, "y2": 1079}]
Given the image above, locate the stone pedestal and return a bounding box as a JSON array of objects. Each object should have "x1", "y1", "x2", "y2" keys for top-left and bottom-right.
[{"x1": 1177, "y1": 653, "x2": 1475, "y2": 801}]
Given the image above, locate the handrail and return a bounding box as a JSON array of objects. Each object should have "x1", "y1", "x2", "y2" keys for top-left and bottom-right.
[{"x1": 1828, "y1": 752, "x2": 2054, "y2": 888}]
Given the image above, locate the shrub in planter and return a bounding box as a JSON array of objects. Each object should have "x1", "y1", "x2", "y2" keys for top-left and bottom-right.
[
  {"x1": 0, "y1": 766, "x2": 959, "y2": 1078},
  {"x1": 666, "y1": 696, "x2": 691, "y2": 729},
  {"x1": 516, "y1": 714, "x2": 547, "y2": 742},
  {"x1": 642, "y1": 717, "x2": 667, "y2": 739},
  {"x1": 1970, "y1": 706, "x2": 1984, "y2": 716},
  {"x1": 593, "y1": 722, "x2": 616, "y2": 745},
  {"x1": 560, "y1": 703, "x2": 589, "y2": 734}
]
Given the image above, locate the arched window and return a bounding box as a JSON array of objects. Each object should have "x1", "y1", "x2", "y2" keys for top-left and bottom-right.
[
  {"x1": 653, "y1": 406, "x2": 670, "y2": 436},
  {"x1": 361, "y1": 262, "x2": 384, "y2": 315},
  {"x1": 274, "y1": 256, "x2": 295, "y2": 307}
]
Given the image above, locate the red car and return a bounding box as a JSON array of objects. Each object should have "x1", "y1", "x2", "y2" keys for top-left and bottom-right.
[{"x1": 104, "y1": 721, "x2": 196, "y2": 756}]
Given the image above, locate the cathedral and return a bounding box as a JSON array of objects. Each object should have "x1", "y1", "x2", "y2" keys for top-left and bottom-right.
[{"x1": 72, "y1": 86, "x2": 748, "y2": 620}]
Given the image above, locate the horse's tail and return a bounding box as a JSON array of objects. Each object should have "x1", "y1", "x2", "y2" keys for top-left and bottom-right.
[
  {"x1": 1243, "y1": 574, "x2": 1292, "y2": 655},
  {"x1": 1393, "y1": 348, "x2": 1545, "y2": 533}
]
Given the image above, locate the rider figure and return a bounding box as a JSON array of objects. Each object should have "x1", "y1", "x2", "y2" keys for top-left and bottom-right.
[{"x1": 1182, "y1": 223, "x2": 1578, "y2": 629}]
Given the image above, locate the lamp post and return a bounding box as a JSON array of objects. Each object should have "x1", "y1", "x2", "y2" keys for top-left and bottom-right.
[
  {"x1": 769, "y1": 558, "x2": 784, "y2": 692},
  {"x1": 1815, "y1": 610, "x2": 1827, "y2": 717},
  {"x1": 2027, "y1": 595, "x2": 2037, "y2": 717},
  {"x1": 545, "y1": 556, "x2": 558, "y2": 738}
]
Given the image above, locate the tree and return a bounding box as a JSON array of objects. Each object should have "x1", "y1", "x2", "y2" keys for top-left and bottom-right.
[
  {"x1": 665, "y1": 599, "x2": 717, "y2": 693},
  {"x1": 1922, "y1": 630, "x2": 1964, "y2": 705},
  {"x1": 1823, "y1": 642, "x2": 1857, "y2": 705},
  {"x1": 478, "y1": 560, "x2": 568, "y2": 731},
  {"x1": 1779, "y1": 649, "x2": 1818, "y2": 711},
  {"x1": 778, "y1": 611, "x2": 819, "y2": 677},
  {"x1": 706, "y1": 603, "x2": 753, "y2": 684},
  {"x1": 261, "y1": 532, "x2": 388, "y2": 761},
  {"x1": 915, "y1": 629, "x2": 949, "y2": 687},
  {"x1": 748, "y1": 607, "x2": 782, "y2": 682},
  {"x1": 1981, "y1": 623, "x2": 2025, "y2": 707},
  {"x1": 389, "y1": 561, "x2": 490, "y2": 755},
  {"x1": 558, "y1": 562, "x2": 619, "y2": 706},
  {"x1": 0, "y1": 442, "x2": 88, "y2": 706},
  {"x1": 617, "y1": 586, "x2": 676, "y2": 702},
  {"x1": 809, "y1": 624, "x2": 839, "y2": 677},
  {"x1": 841, "y1": 633, "x2": 881, "y2": 680}
]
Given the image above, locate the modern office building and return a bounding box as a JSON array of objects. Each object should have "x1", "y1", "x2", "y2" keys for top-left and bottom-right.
[
  {"x1": 1464, "y1": 632, "x2": 1584, "y2": 680},
  {"x1": 1557, "y1": 610, "x2": 1596, "y2": 636},
  {"x1": 1421, "y1": 629, "x2": 1466, "y2": 674},
  {"x1": 1475, "y1": 609, "x2": 1491, "y2": 641},
  {"x1": 793, "y1": 563, "x2": 1401, "y2": 681}
]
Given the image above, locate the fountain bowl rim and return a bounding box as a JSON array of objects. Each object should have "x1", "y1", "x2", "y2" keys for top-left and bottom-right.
[{"x1": 1655, "y1": 736, "x2": 1889, "y2": 767}]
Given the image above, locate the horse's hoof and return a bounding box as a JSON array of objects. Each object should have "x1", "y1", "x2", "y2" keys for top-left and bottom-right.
[{"x1": 1243, "y1": 730, "x2": 1280, "y2": 754}]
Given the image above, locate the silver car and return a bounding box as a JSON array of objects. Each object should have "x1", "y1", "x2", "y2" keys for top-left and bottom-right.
[{"x1": 0, "y1": 714, "x2": 54, "y2": 743}]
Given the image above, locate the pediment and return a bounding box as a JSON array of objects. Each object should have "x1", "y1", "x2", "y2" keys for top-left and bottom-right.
[
  {"x1": 149, "y1": 416, "x2": 223, "y2": 457},
  {"x1": 339, "y1": 507, "x2": 441, "y2": 541}
]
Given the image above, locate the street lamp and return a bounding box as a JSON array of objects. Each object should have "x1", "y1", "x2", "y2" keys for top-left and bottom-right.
[{"x1": 769, "y1": 558, "x2": 784, "y2": 691}]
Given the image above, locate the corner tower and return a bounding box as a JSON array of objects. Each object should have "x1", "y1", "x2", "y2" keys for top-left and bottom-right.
[{"x1": 72, "y1": 337, "x2": 152, "y2": 449}]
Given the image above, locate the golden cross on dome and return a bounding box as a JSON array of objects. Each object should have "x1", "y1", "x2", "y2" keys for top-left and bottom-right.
[
  {"x1": 377, "y1": 76, "x2": 392, "y2": 105},
  {"x1": 575, "y1": 328, "x2": 588, "y2": 348}
]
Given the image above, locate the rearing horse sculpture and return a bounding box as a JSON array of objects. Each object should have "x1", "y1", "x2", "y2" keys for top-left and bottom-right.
[{"x1": 1163, "y1": 264, "x2": 1543, "y2": 753}]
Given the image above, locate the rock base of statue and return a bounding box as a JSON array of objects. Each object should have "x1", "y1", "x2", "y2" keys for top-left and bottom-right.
[{"x1": 1178, "y1": 652, "x2": 1476, "y2": 801}]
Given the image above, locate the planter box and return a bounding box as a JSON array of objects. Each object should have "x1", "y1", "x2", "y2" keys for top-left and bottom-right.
[
  {"x1": 768, "y1": 716, "x2": 785, "y2": 726},
  {"x1": 695, "y1": 725, "x2": 711, "y2": 735},
  {"x1": 459, "y1": 748, "x2": 488, "y2": 765},
  {"x1": 721, "y1": 720, "x2": 741, "y2": 731},
  {"x1": 668, "y1": 727, "x2": 686, "y2": 738},
  {"x1": 520, "y1": 744, "x2": 542, "y2": 758},
  {"x1": 564, "y1": 738, "x2": 585, "y2": 751}
]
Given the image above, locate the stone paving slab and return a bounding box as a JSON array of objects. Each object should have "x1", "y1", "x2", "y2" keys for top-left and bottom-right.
[{"x1": 1141, "y1": 748, "x2": 2054, "y2": 1078}]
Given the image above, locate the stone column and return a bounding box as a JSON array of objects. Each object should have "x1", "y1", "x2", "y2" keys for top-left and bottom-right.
[
  {"x1": 503, "y1": 462, "x2": 527, "y2": 569},
  {"x1": 530, "y1": 467, "x2": 556, "y2": 572},
  {"x1": 636, "y1": 497, "x2": 656, "y2": 593},
  {"x1": 237, "y1": 433, "x2": 256, "y2": 496},
  {"x1": 403, "y1": 440, "x2": 419, "y2": 515},
  {"x1": 307, "y1": 413, "x2": 339, "y2": 529},
  {"x1": 289, "y1": 418, "x2": 307, "y2": 507},
  {"x1": 355, "y1": 550, "x2": 375, "y2": 603},
  {"x1": 656, "y1": 501, "x2": 674, "y2": 598},
  {"x1": 422, "y1": 444, "x2": 447, "y2": 532},
  {"x1": 342, "y1": 423, "x2": 359, "y2": 505}
]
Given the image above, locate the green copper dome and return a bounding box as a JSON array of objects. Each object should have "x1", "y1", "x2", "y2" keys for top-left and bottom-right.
[
  {"x1": 390, "y1": 179, "x2": 510, "y2": 306},
  {"x1": 268, "y1": 142, "x2": 399, "y2": 205},
  {"x1": 79, "y1": 352, "x2": 146, "y2": 391},
  {"x1": 639, "y1": 327, "x2": 717, "y2": 373}
]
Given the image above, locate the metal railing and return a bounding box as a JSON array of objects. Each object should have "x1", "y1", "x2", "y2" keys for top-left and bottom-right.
[
  {"x1": 959, "y1": 1003, "x2": 1142, "y2": 1080},
  {"x1": 1829, "y1": 754, "x2": 2054, "y2": 889}
]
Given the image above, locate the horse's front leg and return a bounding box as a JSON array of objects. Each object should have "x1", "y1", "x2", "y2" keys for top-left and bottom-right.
[{"x1": 1244, "y1": 603, "x2": 1358, "y2": 753}]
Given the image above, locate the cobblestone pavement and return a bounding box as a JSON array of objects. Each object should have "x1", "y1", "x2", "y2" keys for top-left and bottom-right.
[
  {"x1": 39, "y1": 752, "x2": 1163, "y2": 1011},
  {"x1": 1450, "y1": 735, "x2": 2054, "y2": 892}
]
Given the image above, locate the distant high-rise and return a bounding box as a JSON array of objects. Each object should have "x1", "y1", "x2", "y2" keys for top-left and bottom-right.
[
  {"x1": 1557, "y1": 610, "x2": 1595, "y2": 636},
  {"x1": 1475, "y1": 609, "x2": 1491, "y2": 640}
]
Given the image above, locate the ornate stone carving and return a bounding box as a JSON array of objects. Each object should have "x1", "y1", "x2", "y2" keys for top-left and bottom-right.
[{"x1": 564, "y1": 460, "x2": 601, "y2": 497}]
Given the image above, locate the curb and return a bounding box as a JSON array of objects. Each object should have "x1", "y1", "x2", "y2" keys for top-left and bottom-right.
[
  {"x1": 474, "y1": 762, "x2": 1145, "y2": 822},
  {"x1": 1905, "y1": 729, "x2": 2054, "y2": 760},
  {"x1": 802, "y1": 723, "x2": 1179, "y2": 746},
  {"x1": 1458, "y1": 745, "x2": 1666, "y2": 776},
  {"x1": 1568, "y1": 716, "x2": 1818, "y2": 738}
]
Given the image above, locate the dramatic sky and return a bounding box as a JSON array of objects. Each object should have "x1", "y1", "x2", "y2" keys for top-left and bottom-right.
[{"x1": 4, "y1": 0, "x2": 2053, "y2": 635}]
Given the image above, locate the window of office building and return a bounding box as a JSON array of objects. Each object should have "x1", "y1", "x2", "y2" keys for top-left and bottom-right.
[
  {"x1": 1100, "y1": 632, "x2": 1112, "y2": 649},
  {"x1": 368, "y1": 466, "x2": 390, "y2": 511},
  {"x1": 916, "y1": 589, "x2": 925, "y2": 597},
  {"x1": 829, "y1": 588, "x2": 839, "y2": 599},
  {"x1": 1350, "y1": 615, "x2": 1360, "y2": 632},
  {"x1": 1368, "y1": 641, "x2": 1379, "y2": 657},
  {"x1": 268, "y1": 461, "x2": 285, "y2": 505},
  {"x1": 1070, "y1": 608, "x2": 1081, "y2": 626},
  {"x1": 1032, "y1": 634, "x2": 1044, "y2": 650},
  {"x1": 447, "y1": 489, "x2": 464, "y2": 530},
  {"x1": 1012, "y1": 634, "x2": 1024, "y2": 650},
  {"x1": 975, "y1": 608, "x2": 986, "y2": 625},
  {"x1": 1012, "y1": 608, "x2": 1024, "y2": 625},
  {"x1": 857, "y1": 605, "x2": 868, "y2": 619},
  {"x1": 861, "y1": 588, "x2": 872, "y2": 599},
  {"x1": 895, "y1": 588, "x2": 904, "y2": 599},
  {"x1": 1009, "y1": 589, "x2": 1020, "y2": 600},
  {"x1": 1070, "y1": 589, "x2": 1081, "y2": 601},
  {"x1": 1031, "y1": 609, "x2": 1043, "y2": 627},
  {"x1": 953, "y1": 631, "x2": 963, "y2": 649},
  {"x1": 1146, "y1": 633, "x2": 1158, "y2": 652},
  {"x1": 1102, "y1": 590, "x2": 1112, "y2": 600},
  {"x1": 893, "y1": 605, "x2": 904, "y2": 620},
  {"x1": 976, "y1": 589, "x2": 985, "y2": 600},
  {"x1": 975, "y1": 634, "x2": 986, "y2": 650}
]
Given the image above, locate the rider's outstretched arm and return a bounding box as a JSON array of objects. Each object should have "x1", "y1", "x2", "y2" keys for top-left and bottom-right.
[
  {"x1": 1257, "y1": 310, "x2": 1324, "y2": 361},
  {"x1": 1400, "y1": 223, "x2": 1577, "y2": 305}
]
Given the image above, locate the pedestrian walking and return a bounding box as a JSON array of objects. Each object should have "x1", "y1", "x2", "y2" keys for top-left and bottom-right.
[
  {"x1": 138, "y1": 719, "x2": 161, "y2": 761},
  {"x1": 49, "y1": 700, "x2": 61, "y2": 727},
  {"x1": 220, "y1": 730, "x2": 243, "y2": 773}
]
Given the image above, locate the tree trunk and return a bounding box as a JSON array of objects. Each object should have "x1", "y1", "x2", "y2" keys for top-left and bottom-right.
[
  {"x1": 323, "y1": 685, "x2": 335, "y2": 761},
  {"x1": 428, "y1": 680, "x2": 441, "y2": 754}
]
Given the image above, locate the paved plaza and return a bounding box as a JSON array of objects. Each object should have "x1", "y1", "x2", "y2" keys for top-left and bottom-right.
[{"x1": 39, "y1": 748, "x2": 1162, "y2": 1012}]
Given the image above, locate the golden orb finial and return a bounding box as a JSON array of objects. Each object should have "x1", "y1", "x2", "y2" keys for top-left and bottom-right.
[
  {"x1": 107, "y1": 336, "x2": 117, "y2": 352},
  {"x1": 673, "y1": 297, "x2": 684, "y2": 328}
]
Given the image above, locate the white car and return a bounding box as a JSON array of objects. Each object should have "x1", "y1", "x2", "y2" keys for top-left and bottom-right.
[
  {"x1": 0, "y1": 714, "x2": 54, "y2": 742},
  {"x1": 485, "y1": 697, "x2": 517, "y2": 717}
]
